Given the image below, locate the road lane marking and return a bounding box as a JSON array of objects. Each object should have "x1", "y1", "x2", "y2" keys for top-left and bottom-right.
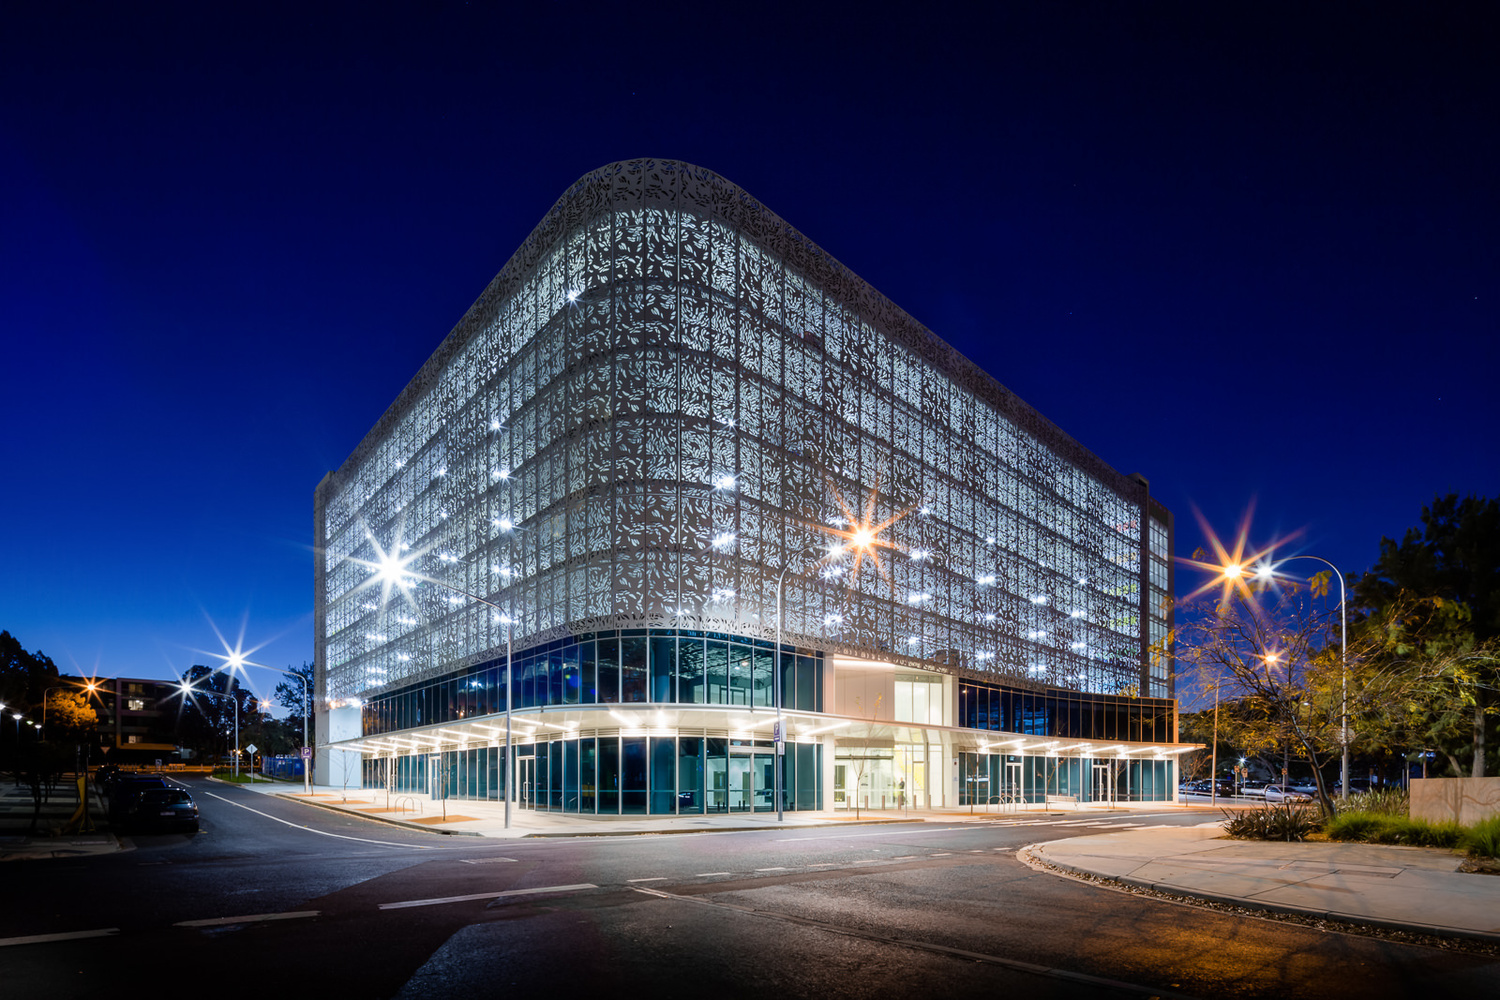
[
  {"x1": 176, "y1": 911, "x2": 320, "y2": 928},
  {"x1": 203, "y1": 792, "x2": 438, "y2": 849},
  {"x1": 755, "y1": 866, "x2": 788, "y2": 871},
  {"x1": 461, "y1": 857, "x2": 518, "y2": 864},
  {"x1": 776, "y1": 827, "x2": 970, "y2": 842},
  {"x1": 379, "y1": 883, "x2": 597, "y2": 910},
  {"x1": 627, "y1": 877, "x2": 668, "y2": 882},
  {"x1": 0, "y1": 928, "x2": 120, "y2": 947}
]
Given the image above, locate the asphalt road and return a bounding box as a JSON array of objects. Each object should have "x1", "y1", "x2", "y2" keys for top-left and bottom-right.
[{"x1": 2, "y1": 777, "x2": 1496, "y2": 998}]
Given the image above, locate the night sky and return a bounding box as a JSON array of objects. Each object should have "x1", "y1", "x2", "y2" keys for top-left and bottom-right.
[{"x1": 3, "y1": 4, "x2": 1495, "y2": 701}]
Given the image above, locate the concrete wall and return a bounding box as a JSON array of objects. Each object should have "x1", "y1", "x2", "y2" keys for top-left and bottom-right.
[{"x1": 1410, "y1": 776, "x2": 1500, "y2": 825}]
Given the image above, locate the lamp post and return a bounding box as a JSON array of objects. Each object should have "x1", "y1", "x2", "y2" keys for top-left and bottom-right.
[
  {"x1": 373, "y1": 552, "x2": 518, "y2": 830},
  {"x1": 1210, "y1": 672, "x2": 1222, "y2": 807},
  {"x1": 773, "y1": 545, "x2": 840, "y2": 823},
  {"x1": 229, "y1": 656, "x2": 313, "y2": 796},
  {"x1": 1226, "y1": 555, "x2": 1350, "y2": 803},
  {"x1": 180, "y1": 679, "x2": 241, "y2": 779}
]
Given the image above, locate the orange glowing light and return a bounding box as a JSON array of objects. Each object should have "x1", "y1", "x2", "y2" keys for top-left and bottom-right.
[
  {"x1": 1177, "y1": 501, "x2": 1303, "y2": 608},
  {"x1": 819, "y1": 481, "x2": 909, "y2": 583}
]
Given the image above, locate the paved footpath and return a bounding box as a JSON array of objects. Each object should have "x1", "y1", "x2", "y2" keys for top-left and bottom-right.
[{"x1": 1025, "y1": 824, "x2": 1500, "y2": 945}]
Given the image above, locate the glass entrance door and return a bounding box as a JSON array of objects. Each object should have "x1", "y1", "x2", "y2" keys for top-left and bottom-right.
[
  {"x1": 1004, "y1": 761, "x2": 1022, "y2": 807},
  {"x1": 519, "y1": 757, "x2": 536, "y2": 809},
  {"x1": 1091, "y1": 761, "x2": 1113, "y2": 805},
  {"x1": 728, "y1": 755, "x2": 751, "y2": 811},
  {"x1": 753, "y1": 753, "x2": 774, "y2": 812}
]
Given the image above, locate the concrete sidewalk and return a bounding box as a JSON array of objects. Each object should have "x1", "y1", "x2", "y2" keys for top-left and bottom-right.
[
  {"x1": 1025, "y1": 825, "x2": 1500, "y2": 945},
  {"x1": 238, "y1": 779, "x2": 1046, "y2": 837}
]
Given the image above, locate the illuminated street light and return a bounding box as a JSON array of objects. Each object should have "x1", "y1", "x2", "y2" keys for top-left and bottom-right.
[
  {"x1": 1218, "y1": 554, "x2": 1350, "y2": 803},
  {"x1": 42, "y1": 679, "x2": 98, "y2": 728},
  {"x1": 370, "y1": 548, "x2": 519, "y2": 829},
  {"x1": 772, "y1": 542, "x2": 846, "y2": 823},
  {"x1": 180, "y1": 679, "x2": 242, "y2": 780},
  {"x1": 225, "y1": 650, "x2": 314, "y2": 795}
]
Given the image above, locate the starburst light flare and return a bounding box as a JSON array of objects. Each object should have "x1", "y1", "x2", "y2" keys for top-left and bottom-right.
[{"x1": 1177, "y1": 502, "x2": 1303, "y2": 608}]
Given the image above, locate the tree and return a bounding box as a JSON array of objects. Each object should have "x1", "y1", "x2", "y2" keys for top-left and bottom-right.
[
  {"x1": 1353, "y1": 593, "x2": 1499, "y2": 778},
  {"x1": 173, "y1": 665, "x2": 256, "y2": 762},
  {"x1": 1354, "y1": 494, "x2": 1500, "y2": 776},
  {"x1": 273, "y1": 661, "x2": 314, "y2": 749},
  {"x1": 43, "y1": 689, "x2": 97, "y2": 746},
  {"x1": 1177, "y1": 590, "x2": 1347, "y2": 814},
  {"x1": 0, "y1": 630, "x2": 60, "y2": 714}
]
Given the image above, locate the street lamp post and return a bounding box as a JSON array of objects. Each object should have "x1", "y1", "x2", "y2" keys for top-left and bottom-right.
[
  {"x1": 374, "y1": 553, "x2": 518, "y2": 830},
  {"x1": 1211, "y1": 672, "x2": 1222, "y2": 807},
  {"x1": 1221, "y1": 556, "x2": 1350, "y2": 804},
  {"x1": 772, "y1": 551, "x2": 826, "y2": 824},
  {"x1": 180, "y1": 680, "x2": 241, "y2": 779},
  {"x1": 229, "y1": 656, "x2": 313, "y2": 796},
  {"x1": 1246, "y1": 556, "x2": 1349, "y2": 803}
]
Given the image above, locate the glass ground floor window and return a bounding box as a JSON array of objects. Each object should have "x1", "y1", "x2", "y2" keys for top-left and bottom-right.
[
  {"x1": 833, "y1": 743, "x2": 934, "y2": 811},
  {"x1": 955, "y1": 752, "x2": 1173, "y2": 805},
  {"x1": 360, "y1": 735, "x2": 823, "y2": 815}
]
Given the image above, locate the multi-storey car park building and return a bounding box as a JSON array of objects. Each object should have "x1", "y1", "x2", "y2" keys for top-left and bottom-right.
[{"x1": 314, "y1": 159, "x2": 1184, "y2": 815}]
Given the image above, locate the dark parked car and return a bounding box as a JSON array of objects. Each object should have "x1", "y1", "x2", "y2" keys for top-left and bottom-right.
[
  {"x1": 123, "y1": 787, "x2": 199, "y2": 832},
  {"x1": 106, "y1": 775, "x2": 169, "y2": 820}
]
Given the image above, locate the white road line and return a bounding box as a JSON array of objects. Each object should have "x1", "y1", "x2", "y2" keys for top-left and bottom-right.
[
  {"x1": 755, "y1": 866, "x2": 788, "y2": 871},
  {"x1": 203, "y1": 792, "x2": 437, "y2": 849},
  {"x1": 931, "y1": 852, "x2": 952, "y2": 857},
  {"x1": 627, "y1": 877, "x2": 668, "y2": 883},
  {"x1": 696, "y1": 872, "x2": 731, "y2": 877},
  {"x1": 379, "y1": 882, "x2": 597, "y2": 910},
  {"x1": 776, "y1": 827, "x2": 968, "y2": 842},
  {"x1": 0, "y1": 928, "x2": 119, "y2": 947},
  {"x1": 176, "y1": 911, "x2": 320, "y2": 928}
]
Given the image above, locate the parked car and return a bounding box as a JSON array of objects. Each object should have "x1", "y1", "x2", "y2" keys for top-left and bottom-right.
[
  {"x1": 107, "y1": 775, "x2": 169, "y2": 820},
  {"x1": 123, "y1": 787, "x2": 199, "y2": 833},
  {"x1": 1240, "y1": 781, "x2": 1269, "y2": 799},
  {"x1": 1263, "y1": 784, "x2": 1313, "y2": 803}
]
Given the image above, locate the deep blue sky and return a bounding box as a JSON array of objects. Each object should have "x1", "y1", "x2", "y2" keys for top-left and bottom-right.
[{"x1": 2, "y1": 4, "x2": 1495, "y2": 699}]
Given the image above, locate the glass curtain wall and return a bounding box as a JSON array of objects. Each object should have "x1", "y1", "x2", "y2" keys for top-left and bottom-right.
[
  {"x1": 365, "y1": 736, "x2": 822, "y2": 814},
  {"x1": 955, "y1": 752, "x2": 1174, "y2": 805}
]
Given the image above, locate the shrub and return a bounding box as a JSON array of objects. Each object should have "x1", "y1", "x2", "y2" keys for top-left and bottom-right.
[
  {"x1": 1223, "y1": 803, "x2": 1320, "y2": 842},
  {"x1": 1462, "y1": 815, "x2": 1500, "y2": 858},
  {"x1": 1324, "y1": 810, "x2": 1390, "y2": 842},
  {"x1": 1322, "y1": 812, "x2": 1464, "y2": 848},
  {"x1": 1339, "y1": 788, "x2": 1408, "y2": 817}
]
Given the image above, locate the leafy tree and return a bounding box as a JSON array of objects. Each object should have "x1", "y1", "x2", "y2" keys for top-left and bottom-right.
[
  {"x1": 1354, "y1": 494, "x2": 1500, "y2": 776},
  {"x1": 1353, "y1": 593, "x2": 1499, "y2": 778},
  {"x1": 43, "y1": 689, "x2": 97, "y2": 746},
  {"x1": 273, "y1": 661, "x2": 314, "y2": 749},
  {"x1": 0, "y1": 630, "x2": 60, "y2": 715},
  {"x1": 1177, "y1": 590, "x2": 1347, "y2": 813}
]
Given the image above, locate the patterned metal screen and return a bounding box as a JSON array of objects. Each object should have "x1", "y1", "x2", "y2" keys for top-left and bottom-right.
[{"x1": 315, "y1": 160, "x2": 1173, "y2": 706}]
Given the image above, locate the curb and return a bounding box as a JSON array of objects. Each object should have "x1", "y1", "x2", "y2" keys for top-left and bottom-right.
[
  {"x1": 1021, "y1": 842, "x2": 1500, "y2": 949},
  {"x1": 281, "y1": 795, "x2": 484, "y2": 836}
]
